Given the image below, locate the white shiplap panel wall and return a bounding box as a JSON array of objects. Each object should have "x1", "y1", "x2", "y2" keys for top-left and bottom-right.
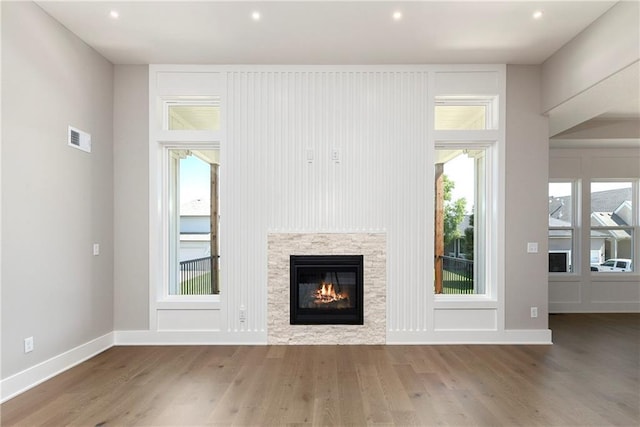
[{"x1": 225, "y1": 70, "x2": 430, "y2": 333}]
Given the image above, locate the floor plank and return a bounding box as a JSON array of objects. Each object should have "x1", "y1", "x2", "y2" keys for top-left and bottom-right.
[{"x1": 1, "y1": 314, "x2": 638, "y2": 426}]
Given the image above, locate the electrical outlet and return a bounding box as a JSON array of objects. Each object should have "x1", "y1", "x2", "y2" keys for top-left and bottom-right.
[
  {"x1": 527, "y1": 242, "x2": 538, "y2": 253},
  {"x1": 239, "y1": 307, "x2": 247, "y2": 323},
  {"x1": 24, "y1": 336, "x2": 34, "y2": 353},
  {"x1": 530, "y1": 307, "x2": 538, "y2": 318}
]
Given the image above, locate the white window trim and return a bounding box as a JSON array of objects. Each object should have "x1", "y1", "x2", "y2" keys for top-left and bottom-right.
[
  {"x1": 163, "y1": 96, "x2": 221, "y2": 131},
  {"x1": 548, "y1": 179, "x2": 580, "y2": 277},
  {"x1": 149, "y1": 89, "x2": 226, "y2": 329},
  {"x1": 434, "y1": 141, "x2": 499, "y2": 303},
  {"x1": 434, "y1": 95, "x2": 499, "y2": 130},
  {"x1": 160, "y1": 145, "x2": 221, "y2": 302},
  {"x1": 430, "y1": 83, "x2": 505, "y2": 314},
  {"x1": 589, "y1": 179, "x2": 638, "y2": 275}
]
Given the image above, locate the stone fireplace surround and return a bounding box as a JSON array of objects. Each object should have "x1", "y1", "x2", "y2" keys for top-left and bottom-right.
[{"x1": 267, "y1": 233, "x2": 386, "y2": 344}]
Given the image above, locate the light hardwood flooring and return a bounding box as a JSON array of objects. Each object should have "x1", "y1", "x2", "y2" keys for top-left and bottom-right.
[{"x1": 1, "y1": 314, "x2": 638, "y2": 426}]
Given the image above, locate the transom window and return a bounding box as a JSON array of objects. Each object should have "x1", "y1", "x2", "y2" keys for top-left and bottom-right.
[
  {"x1": 164, "y1": 99, "x2": 221, "y2": 131},
  {"x1": 434, "y1": 97, "x2": 497, "y2": 130}
]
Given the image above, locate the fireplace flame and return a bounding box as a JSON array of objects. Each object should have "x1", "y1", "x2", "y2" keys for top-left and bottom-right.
[{"x1": 314, "y1": 281, "x2": 346, "y2": 304}]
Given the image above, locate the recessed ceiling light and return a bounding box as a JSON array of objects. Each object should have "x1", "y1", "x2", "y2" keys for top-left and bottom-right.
[
  {"x1": 533, "y1": 10, "x2": 544, "y2": 20},
  {"x1": 251, "y1": 11, "x2": 261, "y2": 21},
  {"x1": 109, "y1": 10, "x2": 119, "y2": 19},
  {"x1": 393, "y1": 11, "x2": 403, "y2": 21}
]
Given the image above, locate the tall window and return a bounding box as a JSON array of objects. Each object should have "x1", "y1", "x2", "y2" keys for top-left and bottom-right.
[
  {"x1": 548, "y1": 182, "x2": 576, "y2": 273},
  {"x1": 433, "y1": 94, "x2": 499, "y2": 297},
  {"x1": 167, "y1": 148, "x2": 220, "y2": 295},
  {"x1": 434, "y1": 147, "x2": 487, "y2": 294},
  {"x1": 590, "y1": 181, "x2": 635, "y2": 273}
]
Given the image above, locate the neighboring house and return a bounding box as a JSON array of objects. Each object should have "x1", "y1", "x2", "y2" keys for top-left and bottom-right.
[
  {"x1": 180, "y1": 198, "x2": 211, "y2": 262},
  {"x1": 590, "y1": 188, "x2": 633, "y2": 263},
  {"x1": 447, "y1": 214, "x2": 472, "y2": 259}
]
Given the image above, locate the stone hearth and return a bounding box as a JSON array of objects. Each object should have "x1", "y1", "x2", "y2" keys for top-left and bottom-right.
[{"x1": 267, "y1": 233, "x2": 386, "y2": 344}]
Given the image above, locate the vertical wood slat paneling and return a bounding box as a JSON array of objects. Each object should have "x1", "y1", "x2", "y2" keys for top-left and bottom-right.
[{"x1": 225, "y1": 70, "x2": 431, "y2": 333}]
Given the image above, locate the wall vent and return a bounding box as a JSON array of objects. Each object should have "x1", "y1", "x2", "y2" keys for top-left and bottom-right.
[{"x1": 68, "y1": 126, "x2": 91, "y2": 153}]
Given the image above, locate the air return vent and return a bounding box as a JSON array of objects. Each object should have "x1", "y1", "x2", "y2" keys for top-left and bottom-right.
[{"x1": 68, "y1": 126, "x2": 91, "y2": 153}]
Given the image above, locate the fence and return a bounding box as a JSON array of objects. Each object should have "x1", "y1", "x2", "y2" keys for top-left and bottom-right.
[
  {"x1": 179, "y1": 256, "x2": 219, "y2": 295},
  {"x1": 441, "y1": 256, "x2": 474, "y2": 294}
]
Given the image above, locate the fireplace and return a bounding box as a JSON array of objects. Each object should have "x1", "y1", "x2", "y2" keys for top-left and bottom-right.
[{"x1": 290, "y1": 255, "x2": 364, "y2": 325}]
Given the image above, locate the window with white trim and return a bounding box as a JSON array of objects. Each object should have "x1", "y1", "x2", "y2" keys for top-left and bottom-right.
[
  {"x1": 433, "y1": 95, "x2": 499, "y2": 298},
  {"x1": 590, "y1": 181, "x2": 636, "y2": 273},
  {"x1": 548, "y1": 181, "x2": 577, "y2": 273},
  {"x1": 164, "y1": 100, "x2": 221, "y2": 131},
  {"x1": 434, "y1": 96, "x2": 498, "y2": 130},
  {"x1": 434, "y1": 146, "x2": 490, "y2": 295},
  {"x1": 166, "y1": 148, "x2": 221, "y2": 295}
]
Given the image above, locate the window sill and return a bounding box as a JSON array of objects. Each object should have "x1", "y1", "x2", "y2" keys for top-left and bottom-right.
[
  {"x1": 156, "y1": 297, "x2": 221, "y2": 310},
  {"x1": 590, "y1": 273, "x2": 639, "y2": 282},
  {"x1": 434, "y1": 295, "x2": 497, "y2": 309},
  {"x1": 549, "y1": 273, "x2": 582, "y2": 282}
]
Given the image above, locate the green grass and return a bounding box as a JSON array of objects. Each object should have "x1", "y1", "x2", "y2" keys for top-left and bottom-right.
[{"x1": 180, "y1": 272, "x2": 217, "y2": 295}]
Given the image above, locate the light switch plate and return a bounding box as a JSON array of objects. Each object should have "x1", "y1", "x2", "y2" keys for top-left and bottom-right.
[{"x1": 527, "y1": 242, "x2": 538, "y2": 253}]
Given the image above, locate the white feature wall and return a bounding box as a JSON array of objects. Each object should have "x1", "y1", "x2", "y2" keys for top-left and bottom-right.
[
  {"x1": 145, "y1": 65, "x2": 548, "y2": 345},
  {"x1": 225, "y1": 68, "x2": 430, "y2": 339}
]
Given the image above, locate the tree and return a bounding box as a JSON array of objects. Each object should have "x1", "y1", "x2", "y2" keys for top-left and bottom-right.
[
  {"x1": 443, "y1": 175, "x2": 467, "y2": 247},
  {"x1": 462, "y1": 213, "x2": 474, "y2": 260}
]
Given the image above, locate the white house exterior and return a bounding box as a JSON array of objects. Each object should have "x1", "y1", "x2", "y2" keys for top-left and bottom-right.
[{"x1": 180, "y1": 198, "x2": 211, "y2": 262}]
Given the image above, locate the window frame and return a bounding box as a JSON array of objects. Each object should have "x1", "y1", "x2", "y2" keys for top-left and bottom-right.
[
  {"x1": 151, "y1": 94, "x2": 225, "y2": 311},
  {"x1": 432, "y1": 92, "x2": 502, "y2": 303},
  {"x1": 160, "y1": 143, "x2": 221, "y2": 302},
  {"x1": 434, "y1": 141, "x2": 497, "y2": 301},
  {"x1": 434, "y1": 96, "x2": 498, "y2": 130},
  {"x1": 589, "y1": 179, "x2": 637, "y2": 274},
  {"x1": 163, "y1": 97, "x2": 221, "y2": 131},
  {"x1": 548, "y1": 180, "x2": 579, "y2": 275}
]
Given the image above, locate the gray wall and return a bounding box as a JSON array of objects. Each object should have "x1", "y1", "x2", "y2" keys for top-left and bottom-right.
[
  {"x1": 1, "y1": 2, "x2": 114, "y2": 377},
  {"x1": 505, "y1": 65, "x2": 549, "y2": 330},
  {"x1": 541, "y1": 1, "x2": 639, "y2": 113},
  {"x1": 113, "y1": 65, "x2": 149, "y2": 330}
]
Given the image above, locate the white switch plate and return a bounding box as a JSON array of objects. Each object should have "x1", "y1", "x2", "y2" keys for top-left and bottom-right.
[
  {"x1": 530, "y1": 307, "x2": 538, "y2": 318},
  {"x1": 24, "y1": 336, "x2": 34, "y2": 353},
  {"x1": 527, "y1": 242, "x2": 538, "y2": 253},
  {"x1": 331, "y1": 149, "x2": 340, "y2": 162},
  {"x1": 93, "y1": 243, "x2": 100, "y2": 256}
]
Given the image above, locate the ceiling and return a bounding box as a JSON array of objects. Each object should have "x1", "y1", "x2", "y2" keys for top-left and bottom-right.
[
  {"x1": 34, "y1": 1, "x2": 639, "y2": 142},
  {"x1": 36, "y1": 1, "x2": 617, "y2": 65}
]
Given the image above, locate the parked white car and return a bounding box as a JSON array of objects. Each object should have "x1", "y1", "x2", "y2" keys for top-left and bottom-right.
[{"x1": 591, "y1": 258, "x2": 633, "y2": 272}]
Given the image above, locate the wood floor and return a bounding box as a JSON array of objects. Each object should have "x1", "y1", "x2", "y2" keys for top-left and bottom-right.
[{"x1": 2, "y1": 314, "x2": 638, "y2": 426}]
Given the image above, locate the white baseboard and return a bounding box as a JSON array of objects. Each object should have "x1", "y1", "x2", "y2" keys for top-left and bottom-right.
[
  {"x1": 1, "y1": 332, "x2": 114, "y2": 403},
  {"x1": 114, "y1": 329, "x2": 267, "y2": 345},
  {"x1": 386, "y1": 328, "x2": 553, "y2": 345}
]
